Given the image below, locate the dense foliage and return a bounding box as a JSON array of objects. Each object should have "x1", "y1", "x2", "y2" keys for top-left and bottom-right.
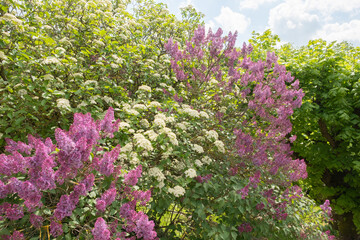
[
  {"x1": 0, "y1": 0, "x2": 335, "y2": 239},
  {"x1": 249, "y1": 30, "x2": 360, "y2": 239},
  {"x1": 281, "y1": 40, "x2": 360, "y2": 239}
]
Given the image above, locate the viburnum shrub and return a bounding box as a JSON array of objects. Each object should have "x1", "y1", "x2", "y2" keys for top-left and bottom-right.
[{"x1": 0, "y1": 107, "x2": 156, "y2": 239}]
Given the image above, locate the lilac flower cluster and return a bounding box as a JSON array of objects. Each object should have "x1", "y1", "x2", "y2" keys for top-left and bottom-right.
[
  {"x1": 320, "y1": 200, "x2": 332, "y2": 217},
  {"x1": 195, "y1": 174, "x2": 212, "y2": 183},
  {"x1": 238, "y1": 222, "x2": 252, "y2": 233},
  {"x1": 0, "y1": 108, "x2": 156, "y2": 239}
]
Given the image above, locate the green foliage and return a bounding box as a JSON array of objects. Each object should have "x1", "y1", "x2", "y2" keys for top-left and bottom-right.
[
  {"x1": 0, "y1": 0, "x2": 203, "y2": 149},
  {"x1": 0, "y1": 1, "x2": 334, "y2": 239},
  {"x1": 250, "y1": 30, "x2": 360, "y2": 237}
]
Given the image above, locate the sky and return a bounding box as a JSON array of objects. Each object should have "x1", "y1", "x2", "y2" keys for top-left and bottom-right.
[{"x1": 155, "y1": 0, "x2": 360, "y2": 47}]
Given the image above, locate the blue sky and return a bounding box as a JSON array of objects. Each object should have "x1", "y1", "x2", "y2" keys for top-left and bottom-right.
[{"x1": 156, "y1": 0, "x2": 360, "y2": 47}]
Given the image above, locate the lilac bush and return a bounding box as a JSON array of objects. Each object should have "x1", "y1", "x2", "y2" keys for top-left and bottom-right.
[{"x1": 0, "y1": 108, "x2": 156, "y2": 239}]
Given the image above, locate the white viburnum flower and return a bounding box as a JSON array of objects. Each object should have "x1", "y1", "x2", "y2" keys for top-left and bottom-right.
[
  {"x1": 168, "y1": 186, "x2": 185, "y2": 197},
  {"x1": 195, "y1": 160, "x2": 203, "y2": 167},
  {"x1": 154, "y1": 118, "x2": 166, "y2": 128},
  {"x1": 140, "y1": 119, "x2": 150, "y2": 128},
  {"x1": 214, "y1": 140, "x2": 225, "y2": 153},
  {"x1": 0, "y1": 51, "x2": 7, "y2": 60},
  {"x1": 148, "y1": 101, "x2": 161, "y2": 108},
  {"x1": 206, "y1": 130, "x2": 218, "y2": 141},
  {"x1": 133, "y1": 104, "x2": 147, "y2": 111},
  {"x1": 148, "y1": 167, "x2": 166, "y2": 182},
  {"x1": 121, "y1": 143, "x2": 133, "y2": 152},
  {"x1": 138, "y1": 85, "x2": 151, "y2": 92},
  {"x1": 56, "y1": 98, "x2": 71, "y2": 111},
  {"x1": 199, "y1": 111, "x2": 209, "y2": 118},
  {"x1": 192, "y1": 144, "x2": 204, "y2": 153},
  {"x1": 119, "y1": 122, "x2": 130, "y2": 130},
  {"x1": 42, "y1": 56, "x2": 61, "y2": 65},
  {"x1": 144, "y1": 130, "x2": 158, "y2": 141},
  {"x1": 185, "y1": 168, "x2": 197, "y2": 178},
  {"x1": 201, "y1": 156, "x2": 213, "y2": 165},
  {"x1": 134, "y1": 133, "x2": 153, "y2": 151}
]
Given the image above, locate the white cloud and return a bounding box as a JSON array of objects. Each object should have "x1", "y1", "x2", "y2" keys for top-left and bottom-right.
[
  {"x1": 268, "y1": 0, "x2": 360, "y2": 44},
  {"x1": 213, "y1": 6, "x2": 251, "y2": 34},
  {"x1": 314, "y1": 20, "x2": 360, "y2": 43},
  {"x1": 268, "y1": 0, "x2": 321, "y2": 43},
  {"x1": 239, "y1": 0, "x2": 279, "y2": 10},
  {"x1": 305, "y1": 0, "x2": 360, "y2": 15}
]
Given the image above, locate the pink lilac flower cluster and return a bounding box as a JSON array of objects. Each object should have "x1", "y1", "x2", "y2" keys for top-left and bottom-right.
[
  {"x1": 238, "y1": 222, "x2": 252, "y2": 233},
  {"x1": 320, "y1": 200, "x2": 332, "y2": 217},
  {"x1": 195, "y1": 174, "x2": 212, "y2": 183},
  {"x1": 165, "y1": 26, "x2": 306, "y2": 184},
  {"x1": 0, "y1": 108, "x2": 157, "y2": 239}
]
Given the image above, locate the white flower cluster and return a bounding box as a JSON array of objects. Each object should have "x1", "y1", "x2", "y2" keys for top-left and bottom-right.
[
  {"x1": 42, "y1": 74, "x2": 54, "y2": 80},
  {"x1": 103, "y1": 96, "x2": 114, "y2": 104},
  {"x1": 180, "y1": 105, "x2": 200, "y2": 118},
  {"x1": 201, "y1": 156, "x2": 213, "y2": 165},
  {"x1": 133, "y1": 104, "x2": 147, "y2": 111},
  {"x1": 122, "y1": 142, "x2": 133, "y2": 152},
  {"x1": 84, "y1": 80, "x2": 97, "y2": 86},
  {"x1": 148, "y1": 167, "x2": 166, "y2": 182},
  {"x1": 205, "y1": 130, "x2": 218, "y2": 141},
  {"x1": 176, "y1": 122, "x2": 187, "y2": 131},
  {"x1": 140, "y1": 119, "x2": 150, "y2": 128},
  {"x1": 160, "y1": 146, "x2": 172, "y2": 160},
  {"x1": 138, "y1": 85, "x2": 151, "y2": 92},
  {"x1": 144, "y1": 130, "x2": 158, "y2": 141},
  {"x1": 93, "y1": 39, "x2": 105, "y2": 46},
  {"x1": 171, "y1": 159, "x2": 185, "y2": 170},
  {"x1": 56, "y1": 98, "x2": 71, "y2": 111},
  {"x1": 159, "y1": 128, "x2": 178, "y2": 146},
  {"x1": 214, "y1": 140, "x2": 225, "y2": 153},
  {"x1": 148, "y1": 101, "x2": 161, "y2": 108},
  {"x1": 119, "y1": 122, "x2": 130, "y2": 130},
  {"x1": 168, "y1": 186, "x2": 185, "y2": 197},
  {"x1": 192, "y1": 144, "x2": 204, "y2": 153},
  {"x1": 199, "y1": 111, "x2": 209, "y2": 118},
  {"x1": 185, "y1": 168, "x2": 197, "y2": 178},
  {"x1": 130, "y1": 152, "x2": 139, "y2": 165},
  {"x1": 153, "y1": 118, "x2": 166, "y2": 128},
  {"x1": 2, "y1": 13, "x2": 23, "y2": 26},
  {"x1": 195, "y1": 159, "x2": 203, "y2": 167},
  {"x1": 18, "y1": 89, "x2": 27, "y2": 97},
  {"x1": 0, "y1": 51, "x2": 7, "y2": 60},
  {"x1": 134, "y1": 133, "x2": 153, "y2": 151},
  {"x1": 42, "y1": 56, "x2": 61, "y2": 65}
]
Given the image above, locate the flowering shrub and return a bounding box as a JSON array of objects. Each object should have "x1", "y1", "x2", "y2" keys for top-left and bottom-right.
[
  {"x1": 0, "y1": 108, "x2": 156, "y2": 239},
  {"x1": 0, "y1": 0, "x2": 336, "y2": 239}
]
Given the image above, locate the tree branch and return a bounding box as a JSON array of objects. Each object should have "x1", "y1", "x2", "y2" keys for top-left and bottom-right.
[{"x1": 318, "y1": 118, "x2": 337, "y2": 148}]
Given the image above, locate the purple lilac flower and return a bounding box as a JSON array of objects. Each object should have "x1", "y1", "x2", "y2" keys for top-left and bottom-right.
[
  {"x1": 96, "y1": 107, "x2": 120, "y2": 138},
  {"x1": 237, "y1": 185, "x2": 250, "y2": 199},
  {"x1": 81, "y1": 173, "x2": 95, "y2": 192},
  {"x1": 96, "y1": 200, "x2": 106, "y2": 212},
  {"x1": 320, "y1": 200, "x2": 332, "y2": 216},
  {"x1": 50, "y1": 221, "x2": 63, "y2": 237},
  {"x1": 96, "y1": 188, "x2": 117, "y2": 212},
  {"x1": 6, "y1": 204, "x2": 24, "y2": 220},
  {"x1": 135, "y1": 212, "x2": 157, "y2": 240},
  {"x1": 124, "y1": 165, "x2": 142, "y2": 186},
  {"x1": 10, "y1": 231, "x2": 25, "y2": 240},
  {"x1": 30, "y1": 214, "x2": 43, "y2": 228},
  {"x1": 238, "y1": 222, "x2": 252, "y2": 233},
  {"x1": 92, "y1": 217, "x2": 111, "y2": 240},
  {"x1": 98, "y1": 146, "x2": 121, "y2": 176},
  {"x1": 54, "y1": 195, "x2": 75, "y2": 220}
]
